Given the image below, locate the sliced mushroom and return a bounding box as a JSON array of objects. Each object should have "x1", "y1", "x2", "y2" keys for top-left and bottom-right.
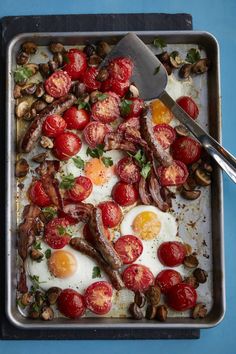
[
  {"x1": 184, "y1": 275, "x2": 199, "y2": 289},
  {"x1": 175, "y1": 124, "x2": 189, "y2": 137},
  {"x1": 35, "y1": 291, "x2": 45, "y2": 306},
  {"x1": 30, "y1": 248, "x2": 44, "y2": 261},
  {"x1": 194, "y1": 168, "x2": 211, "y2": 186},
  {"x1": 41, "y1": 306, "x2": 54, "y2": 321},
  {"x1": 134, "y1": 291, "x2": 146, "y2": 308},
  {"x1": 156, "y1": 51, "x2": 170, "y2": 64},
  {"x1": 156, "y1": 305, "x2": 168, "y2": 322},
  {"x1": 169, "y1": 51, "x2": 183, "y2": 68},
  {"x1": 21, "y1": 41, "x2": 38, "y2": 54},
  {"x1": 193, "y1": 268, "x2": 208, "y2": 283},
  {"x1": 29, "y1": 303, "x2": 41, "y2": 319},
  {"x1": 20, "y1": 292, "x2": 33, "y2": 306},
  {"x1": 90, "y1": 90, "x2": 102, "y2": 104},
  {"x1": 183, "y1": 254, "x2": 199, "y2": 268},
  {"x1": 129, "y1": 302, "x2": 143, "y2": 320},
  {"x1": 163, "y1": 62, "x2": 172, "y2": 75},
  {"x1": 43, "y1": 94, "x2": 54, "y2": 104},
  {"x1": 129, "y1": 84, "x2": 140, "y2": 98},
  {"x1": 83, "y1": 44, "x2": 96, "y2": 57},
  {"x1": 145, "y1": 285, "x2": 161, "y2": 306},
  {"x1": 32, "y1": 100, "x2": 47, "y2": 112},
  {"x1": 23, "y1": 111, "x2": 34, "y2": 121},
  {"x1": 96, "y1": 41, "x2": 111, "y2": 58},
  {"x1": 181, "y1": 188, "x2": 201, "y2": 200},
  {"x1": 53, "y1": 52, "x2": 64, "y2": 67},
  {"x1": 192, "y1": 59, "x2": 210, "y2": 75},
  {"x1": 96, "y1": 68, "x2": 109, "y2": 82},
  {"x1": 146, "y1": 304, "x2": 157, "y2": 320},
  {"x1": 184, "y1": 243, "x2": 193, "y2": 256},
  {"x1": 46, "y1": 287, "x2": 62, "y2": 305},
  {"x1": 192, "y1": 303, "x2": 207, "y2": 319},
  {"x1": 183, "y1": 176, "x2": 197, "y2": 190},
  {"x1": 40, "y1": 136, "x2": 54, "y2": 149},
  {"x1": 49, "y1": 42, "x2": 65, "y2": 54},
  {"x1": 16, "y1": 51, "x2": 30, "y2": 65},
  {"x1": 14, "y1": 84, "x2": 22, "y2": 99},
  {"x1": 15, "y1": 158, "x2": 29, "y2": 177},
  {"x1": 179, "y1": 63, "x2": 192, "y2": 79},
  {"x1": 72, "y1": 82, "x2": 86, "y2": 98},
  {"x1": 39, "y1": 63, "x2": 51, "y2": 78},
  {"x1": 15, "y1": 100, "x2": 30, "y2": 118},
  {"x1": 21, "y1": 83, "x2": 37, "y2": 96},
  {"x1": 48, "y1": 60, "x2": 58, "y2": 73},
  {"x1": 88, "y1": 54, "x2": 102, "y2": 67},
  {"x1": 35, "y1": 82, "x2": 45, "y2": 98}
]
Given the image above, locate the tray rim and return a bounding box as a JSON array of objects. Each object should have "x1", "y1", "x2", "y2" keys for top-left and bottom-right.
[{"x1": 5, "y1": 30, "x2": 225, "y2": 330}]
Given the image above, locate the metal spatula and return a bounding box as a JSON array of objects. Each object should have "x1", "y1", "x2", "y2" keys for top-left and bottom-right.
[{"x1": 102, "y1": 32, "x2": 236, "y2": 183}]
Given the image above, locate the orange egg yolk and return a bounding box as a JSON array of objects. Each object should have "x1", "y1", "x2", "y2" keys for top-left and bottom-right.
[
  {"x1": 85, "y1": 158, "x2": 113, "y2": 185},
  {"x1": 151, "y1": 99, "x2": 173, "y2": 125},
  {"x1": 48, "y1": 250, "x2": 77, "y2": 278},
  {"x1": 132, "y1": 211, "x2": 161, "y2": 240}
]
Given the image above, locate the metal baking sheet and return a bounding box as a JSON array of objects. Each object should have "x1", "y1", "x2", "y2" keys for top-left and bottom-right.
[{"x1": 6, "y1": 31, "x2": 225, "y2": 329}]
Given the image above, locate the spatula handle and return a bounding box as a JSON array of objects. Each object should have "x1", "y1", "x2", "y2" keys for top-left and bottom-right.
[{"x1": 159, "y1": 90, "x2": 236, "y2": 183}]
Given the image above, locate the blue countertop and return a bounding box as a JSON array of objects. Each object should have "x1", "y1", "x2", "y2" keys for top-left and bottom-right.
[{"x1": 1, "y1": 1, "x2": 236, "y2": 353}]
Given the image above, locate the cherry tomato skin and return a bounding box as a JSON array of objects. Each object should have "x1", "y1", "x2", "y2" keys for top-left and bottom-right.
[
  {"x1": 166, "y1": 283, "x2": 197, "y2": 311},
  {"x1": 114, "y1": 235, "x2": 143, "y2": 264},
  {"x1": 83, "y1": 121, "x2": 110, "y2": 148},
  {"x1": 83, "y1": 67, "x2": 101, "y2": 92},
  {"x1": 53, "y1": 132, "x2": 82, "y2": 160},
  {"x1": 91, "y1": 93, "x2": 120, "y2": 123},
  {"x1": 67, "y1": 176, "x2": 93, "y2": 202},
  {"x1": 122, "y1": 264, "x2": 154, "y2": 292},
  {"x1": 29, "y1": 180, "x2": 51, "y2": 207},
  {"x1": 58, "y1": 289, "x2": 86, "y2": 318},
  {"x1": 63, "y1": 49, "x2": 87, "y2": 80},
  {"x1": 58, "y1": 210, "x2": 78, "y2": 225},
  {"x1": 120, "y1": 98, "x2": 144, "y2": 118},
  {"x1": 155, "y1": 269, "x2": 183, "y2": 294},
  {"x1": 84, "y1": 281, "x2": 113, "y2": 315},
  {"x1": 98, "y1": 201, "x2": 122, "y2": 228},
  {"x1": 108, "y1": 57, "x2": 134, "y2": 82},
  {"x1": 42, "y1": 114, "x2": 67, "y2": 137},
  {"x1": 112, "y1": 182, "x2": 139, "y2": 207},
  {"x1": 45, "y1": 70, "x2": 71, "y2": 98},
  {"x1": 45, "y1": 217, "x2": 71, "y2": 249},
  {"x1": 153, "y1": 124, "x2": 176, "y2": 149},
  {"x1": 157, "y1": 241, "x2": 186, "y2": 267},
  {"x1": 171, "y1": 137, "x2": 202, "y2": 165},
  {"x1": 63, "y1": 107, "x2": 90, "y2": 130},
  {"x1": 157, "y1": 160, "x2": 189, "y2": 187},
  {"x1": 176, "y1": 96, "x2": 199, "y2": 120},
  {"x1": 116, "y1": 157, "x2": 141, "y2": 184},
  {"x1": 101, "y1": 78, "x2": 130, "y2": 97}
]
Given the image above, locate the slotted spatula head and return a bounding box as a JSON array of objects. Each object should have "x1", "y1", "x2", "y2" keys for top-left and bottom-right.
[{"x1": 101, "y1": 32, "x2": 168, "y2": 100}]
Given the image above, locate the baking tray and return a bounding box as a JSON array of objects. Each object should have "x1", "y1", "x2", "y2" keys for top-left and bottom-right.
[{"x1": 6, "y1": 30, "x2": 225, "y2": 330}]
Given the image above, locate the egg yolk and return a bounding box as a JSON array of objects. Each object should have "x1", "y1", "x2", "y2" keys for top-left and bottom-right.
[
  {"x1": 132, "y1": 211, "x2": 161, "y2": 240},
  {"x1": 85, "y1": 158, "x2": 113, "y2": 185},
  {"x1": 151, "y1": 99, "x2": 173, "y2": 125},
  {"x1": 48, "y1": 250, "x2": 77, "y2": 278}
]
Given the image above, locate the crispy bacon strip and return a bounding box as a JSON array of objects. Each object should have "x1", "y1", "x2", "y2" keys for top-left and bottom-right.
[
  {"x1": 40, "y1": 174, "x2": 63, "y2": 209},
  {"x1": 139, "y1": 176, "x2": 153, "y2": 205},
  {"x1": 63, "y1": 203, "x2": 94, "y2": 223},
  {"x1": 35, "y1": 160, "x2": 60, "y2": 176},
  {"x1": 70, "y1": 238, "x2": 124, "y2": 290},
  {"x1": 104, "y1": 132, "x2": 137, "y2": 153},
  {"x1": 117, "y1": 117, "x2": 140, "y2": 133},
  {"x1": 124, "y1": 127, "x2": 148, "y2": 148},
  {"x1": 149, "y1": 173, "x2": 170, "y2": 212}
]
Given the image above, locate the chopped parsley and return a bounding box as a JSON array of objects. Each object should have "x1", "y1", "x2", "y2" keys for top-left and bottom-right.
[
  {"x1": 72, "y1": 156, "x2": 85, "y2": 169},
  {"x1": 86, "y1": 144, "x2": 104, "y2": 158},
  {"x1": 92, "y1": 266, "x2": 102, "y2": 279},
  {"x1": 57, "y1": 225, "x2": 73, "y2": 237},
  {"x1": 120, "y1": 99, "x2": 132, "y2": 116},
  {"x1": 186, "y1": 48, "x2": 201, "y2": 64},
  {"x1": 45, "y1": 249, "x2": 52, "y2": 259},
  {"x1": 42, "y1": 207, "x2": 57, "y2": 220},
  {"x1": 102, "y1": 156, "x2": 113, "y2": 167},
  {"x1": 129, "y1": 149, "x2": 151, "y2": 179},
  {"x1": 76, "y1": 99, "x2": 91, "y2": 111},
  {"x1": 29, "y1": 275, "x2": 46, "y2": 291},
  {"x1": 153, "y1": 38, "x2": 166, "y2": 50},
  {"x1": 14, "y1": 66, "x2": 33, "y2": 83},
  {"x1": 60, "y1": 173, "x2": 75, "y2": 190},
  {"x1": 33, "y1": 241, "x2": 42, "y2": 250},
  {"x1": 96, "y1": 93, "x2": 108, "y2": 101}
]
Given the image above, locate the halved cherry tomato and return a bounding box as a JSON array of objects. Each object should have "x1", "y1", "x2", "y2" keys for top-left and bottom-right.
[
  {"x1": 157, "y1": 160, "x2": 189, "y2": 186},
  {"x1": 83, "y1": 121, "x2": 110, "y2": 148},
  {"x1": 116, "y1": 157, "x2": 140, "y2": 184},
  {"x1": 45, "y1": 70, "x2": 71, "y2": 98},
  {"x1": 98, "y1": 201, "x2": 122, "y2": 228},
  {"x1": 166, "y1": 283, "x2": 197, "y2": 311},
  {"x1": 112, "y1": 182, "x2": 139, "y2": 206},
  {"x1": 67, "y1": 176, "x2": 92, "y2": 202},
  {"x1": 63, "y1": 107, "x2": 90, "y2": 130},
  {"x1": 83, "y1": 223, "x2": 111, "y2": 243},
  {"x1": 114, "y1": 235, "x2": 143, "y2": 264},
  {"x1": 53, "y1": 132, "x2": 82, "y2": 160},
  {"x1": 122, "y1": 264, "x2": 154, "y2": 292},
  {"x1": 120, "y1": 98, "x2": 144, "y2": 118},
  {"x1": 117, "y1": 117, "x2": 140, "y2": 132},
  {"x1": 101, "y1": 78, "x2": 130, "y2": 97},
  {"x1": 155, "y1": 269, "x2": 182, "y2": 294},
  {"x1": 153, "y1": 123, "x2": 176, "y2": 149},
  {"x1": 91, "y1": 93, "x2": 120, "y2": 123},
  {"x1": 42, "y1": 114, "x2": 67, "y2": 137},
  {"x1": 29, "y1": 180, "x2": 51, "y2": 207},
  {"x1": 84, "y1": 281, "x2": 113, "y2": 315},
  {"x1": 176, "y1": 96, "x2": 199, "y2": 120},
  {"x1": 157, "y1": 241, "x2": 186, "y2": 267},
  {"x1": 45, "y1": 217, "x2": 71, "y2": 249},
  {"x1": 83, "y1": 67, "x2": 101, "y2": 92},
  {"x1": 171, "y1": 137, "x2": 202, "y2": 165},
  {"x1": 63, "y1": 49, "x2": 87, "y2": 80},
  {"x1": 108, "y1": 57, "x2": 133, "y2": 82},
  {"x1": 58, "y1": 289, "x2": 86, "y2": 318}
]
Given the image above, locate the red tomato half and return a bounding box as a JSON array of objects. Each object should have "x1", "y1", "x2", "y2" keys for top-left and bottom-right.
[
  {"x1": 63, "y1": 49, "x2": 87, "y2": 80},
  {"x1": 83, "y1": 67, "x2": 101, "y2": 92},
  {"x1": 45, "y1": 217, "x2": 71, "y2": 249},
  {"x1": 122, "y1": 264, "x2": 154, "y2": 292},
  {"x1": 29, "y1": 180, "x2": 51, "y2": 207},
  {"x1": 114, "y1": 235, "x2": 143, "y2": 264},
  {"x1": 67, "y1": 176, "x2": 93, "y2": 202},
  {"x1": 120, "y1": 98, "x2": 144, "y2": 118},
  {"x1": 101, "y1": 78, "x2": 130, "y2": 97},
  {"x1": 155, "y1": 269, "x2": 182, "y2": 294},
  {"x1": 58, "y1": 289, "x2": 86, "y2": 318},
  {"x1": 98, "y1": 201, "x2": 122, "y2": 228},
  {"x1": 153, "y1": 123, "x2": 176, "y2": 149},
  {"x1": 157, "y1": 160, "x2": 189, "y2": 186},
  {"x1": 42, "y1": 114, "x2": 67, "y2": 137},
  {"x1": 53, "y1": 132, "x2": 82, "y2": 160},
  {"x1": 84, "y1": 281, "x2": 113, "y2": 315},
  {"x1": 116, "y1": 157, "x2": 140, "y2": 184},
  {"x1": 176, "y1": 96, "x2": 199, "y2": 120},
  {"x1": 157, "y1": 241, "x2": 186, "y2": 267},
  {"x1": 112, "y1": 182, "x2": 139, "y2": 207},
  {"x1": 108, "y1": 57, "x2": 133, "y2": 82},
  {"x1": 83, "y1": 121, "x2": 110, "y2": 148},
  {"x1": 166, "y1": 283, "x2": 197, "y2": 311},
  {"x1": 171, "y1": 137, "x2": 202, "y2": 165},
  {"x1": 63, "y1": 107, "x2": 90, "y2": 130},
  {"x1": 91, "y1": 93, "x2": 120, "y2": 123},
  {"x1": 45, "y1": 70, "x2": 71, "y2": 98}
]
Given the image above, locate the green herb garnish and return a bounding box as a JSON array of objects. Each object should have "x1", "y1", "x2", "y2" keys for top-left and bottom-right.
[
  {"x1": 97, "y1": 93, "x2": 108, "y2": 101},
  {"x1": 57, "y1": 226, "x2": 73, "y2": 237},
  {"x1": 92, "y1": 266, "x2": 102, "y2": 279},
  {"x1": 14, "y1": 66, "x2": 33, "y2": 83},
  {"x1": 186, "y1": 48, "x2": 201, "y2": 64},
  {"x1": 72, "y1": 156, "x2": 85, "y2": 169},
  {"x1": 141, "y1": 161, "x2": 151, "y2": 179},
  {"x1": 170, "y1": 50, "x2": 179, "y2": 59},
  {"x1": 29, "y1": 275, "x2": 46, "y2": 290},
  {"x1": 42, "y1": 207, "x2": 57, "y2": 220},
  {"x1": 153, "y1": 38, "x2": 166, "y2": 50},
  {"x1": 129, "y1": 149, "x2": 151, "y2": 179},
  {"x1": 45, "y1": 249, "x2": 52, "y2": 259},
  {"x1": 101, "y1": 156, "x2": 113, "y2": 167},
  {"x1": 33, "y1": 241, "x2": 42, "y2": 250},
  {"x1": 120, "y1": 99, "x2": 132, "y2": 116},
  {"x1": 60, "y1": 173, "x2": 75, "y2": 190},
  {"x1": 76, "y1": 99, "x2": 91, "y2": 111},
  {"x1": 153, "y1": 65, "x2": 160, "y2": 75},
  {"x1": 86, "y1": 144, "x2": 104, "y2": 159}
]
